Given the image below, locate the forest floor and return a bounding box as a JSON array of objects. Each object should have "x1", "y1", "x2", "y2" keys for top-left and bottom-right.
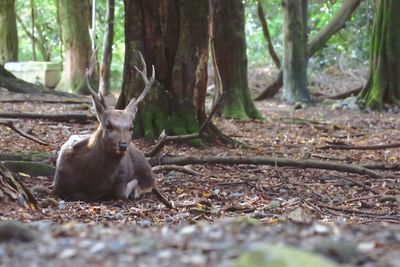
[{"x1": 0, "y1": 68, "x2": 399, "y2": 266}]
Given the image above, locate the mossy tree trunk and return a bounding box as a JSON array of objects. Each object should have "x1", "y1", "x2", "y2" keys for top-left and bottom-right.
[
  {"x1": 99, "y1": 0, "x2": 115, "y2": 96},
  {"x1": 211, "y1": 0, "x2": 262, "y2": 120},
  {"x1": 282, "y1": 0, "x2": 310, "y2": 103},
  {"x1": 56, "y1": 0, "x2": 92, "y2": 94},
  {"x1": 117, "y1": 0, "x2": 209, "y2": 145},
  {"x1": 358, "y1": 0, "x2": 400, "y2": 110},
  {"x1": 0, "y1": 0, "x2": 18, "y2": 65}
]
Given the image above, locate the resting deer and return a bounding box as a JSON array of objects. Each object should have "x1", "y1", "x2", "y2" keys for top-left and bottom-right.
[{"x1": 53, "y1": 53, "x2": 173, "y2": 208}]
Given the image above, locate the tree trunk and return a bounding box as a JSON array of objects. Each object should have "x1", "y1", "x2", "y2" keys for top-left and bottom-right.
[
  {"x1": 282, "y1": 0, "x2": 310, "y2": 103},
  {"x1": 358, "y1": 0, "x2": 400, "y2": 110},
  {"x1": 211, "y1": 0, "x2": 262, "y2": 120},
  {"x1": 0, "y1": 0, "x2": 18, "y2": 65},
  {"x1": 56, "y1": 0, "x2": 93, "y2": 94},
  {"x1": 99, "y1": 0, "x2": 115, "y2": 96},
  {"x1": 117, "y1": 0, "x2": 210, "y2": 145},
  {"x1": 256, "y1": 0, "x2": 361, "y2": 101}
]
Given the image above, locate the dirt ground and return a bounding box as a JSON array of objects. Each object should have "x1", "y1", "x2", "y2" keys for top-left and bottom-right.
[{"x1": 0, "y1": 69, "x2": 399, "y2": 266}]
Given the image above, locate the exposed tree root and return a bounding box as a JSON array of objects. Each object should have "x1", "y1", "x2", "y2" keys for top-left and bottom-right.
[{"x1": 159, "y1": 155, "x2": 382, "y2": 178}]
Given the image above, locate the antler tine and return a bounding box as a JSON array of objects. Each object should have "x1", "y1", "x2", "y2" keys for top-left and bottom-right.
[
  {"x1": 126, "y1": 52, "x2": 155, "y2": 114},
  {"x1": 86, "y1": 48, "x2": 105, "y2": 106}
]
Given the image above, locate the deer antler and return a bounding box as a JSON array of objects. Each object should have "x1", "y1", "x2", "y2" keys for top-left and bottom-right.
[
  {"x1": 86, "y1": 48, "x2": 106, "y2": 108},
  {"x1": 125, "y1": 52, "x2": 155, "y2": 115}
]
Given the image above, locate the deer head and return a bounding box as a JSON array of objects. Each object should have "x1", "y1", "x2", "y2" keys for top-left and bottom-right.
[{"x1": 86, "y1": 52, "x2": 155, "y2": 155}]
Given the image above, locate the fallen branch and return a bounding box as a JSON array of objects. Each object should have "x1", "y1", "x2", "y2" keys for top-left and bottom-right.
[
  {"x1": 317, "y1": 202, "x2": 395, "y2": 217},
  {"x1": 0, "y1": 112, "x2": 96, "y2": 122},
  {"x1": 317, "y1": 87, "x2": 362, "y2": 100},
  {"x1": 361, "y1": 163, "x2": 400, "y2": 171},
  {"x1": 319, "y1": 142, "x2": 400, "y2": 150},
  {"x1": 2, "y1": 161, "x2": 56, "y2": 177},
  {"x1": 152, "y1": 165, "x2": 200, "y2": 176},
  {"x1": 338, "y1": 175, "x2": 380, "y2": 194},
  {"x1": 0, "y1": 94, "x2": 90, "y2": 104},
  {"x1": 159, "y1": 156, "x2": 382, "y2": 178},
  {"x1": 0, "y1": 152, "x2": 54, "y2": 162},
  {"x1": 0, "y1": 119, "x2": 48, "y2": 145}
]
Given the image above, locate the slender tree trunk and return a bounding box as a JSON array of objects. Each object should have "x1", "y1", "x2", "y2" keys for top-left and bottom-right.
[
  {"x1": 211, "y1": 0, "x2": 262, "y2": 120},
  {"x1": 30, "y1": 0, "x2": 36, "y2": 61},
  {"x1": 256, "y1": 0, "x2": 361, "y2": 101},
  {"x1": 0, "y1": 0, "x2": 18, "y2": 65},
  {"x1": 99, "y1": 0, "x2": 115, "y2": 96},
  {"x1": 358, "y1": 0, "x2": 400, "y2": 110},
  {"x1": 56, "y1": 0, "x2": 93, "y2": 94},
  {"x1": 257, "y1": 0, "x2": 281, "y2": 69},
  {"x1": 282, "y1": 0, "x2": 310, "y2": 103},
  {"x1": 117, "y1": 0, "x2": 211, "y2": 145}
]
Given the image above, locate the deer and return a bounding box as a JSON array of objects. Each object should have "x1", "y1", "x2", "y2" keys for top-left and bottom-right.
[{"x1": 53, "y1": 53, "x2": 173, "y2": 209}]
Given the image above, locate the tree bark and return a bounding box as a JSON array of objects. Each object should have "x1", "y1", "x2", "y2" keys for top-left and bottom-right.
[
  {"x1": 211, "y1": 0, "x2": 262, "y2": 120},
  {"x1": 56, "y1": 0, "x2": 93, "y2": 94},
  {"x1": 0, "y1": 0, "x2": 18, "y2": 65},
  {"x1": 282, "y1": 0, "x2": 310, "y2": 103},
  {"x1": 256, "y1": 0, "x2": 361, "y2": 101},
  {"x1": 257, "y1": 0, "x2": 281, "y2": 69},
  {"x1": 117, "y1": 0, "x2": 211, "y2": 145},
  {"x1": 99, "y1": 0, "x2": 115, "y2": 96},
  {"x1": 358, "y1": 0, "x2": 400, "y2": 110}
]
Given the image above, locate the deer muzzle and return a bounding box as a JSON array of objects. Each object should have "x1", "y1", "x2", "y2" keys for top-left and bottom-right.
[{"x1": 118, "y1": 142, "x2": 129, "y2": 152}]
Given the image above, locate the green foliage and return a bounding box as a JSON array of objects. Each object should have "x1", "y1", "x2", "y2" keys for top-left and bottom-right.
[
  {"x1": 15, "y1": 0, "x2": 125, "y2": 92},
  {"x1": 14, "y1": 0, "x2": 374, "y2": 87},
  {"x1": 16, "y1": 0, "x2": 61, "y2": 61},
  {"x1": 245, "y1": 0, "x2": 374, "y2": 69},
  {"x1": 309, "y1": 0, "x2": 374, "y2": 69}
]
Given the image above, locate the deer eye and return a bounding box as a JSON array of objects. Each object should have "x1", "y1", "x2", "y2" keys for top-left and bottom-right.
[{"x1": 106, "y1": 123, "x2": 113, "y2": 130}]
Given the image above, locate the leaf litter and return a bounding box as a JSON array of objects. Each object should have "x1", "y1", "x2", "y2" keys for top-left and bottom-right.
[{"x1": 0, "y1": 90, "x2": 399, "y2": 266}]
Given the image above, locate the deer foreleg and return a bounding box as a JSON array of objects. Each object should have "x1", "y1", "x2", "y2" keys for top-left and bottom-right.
[{"x1": 125, "y1": 179, "x2": 138, "y2": 198}]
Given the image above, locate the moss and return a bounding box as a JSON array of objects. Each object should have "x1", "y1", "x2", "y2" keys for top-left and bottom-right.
[{"x1": 359, "y1": 0, "x2": 400, "y2": 110}]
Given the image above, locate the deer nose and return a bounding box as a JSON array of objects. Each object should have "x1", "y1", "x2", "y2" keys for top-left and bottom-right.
[{"x1": 118, "y1": 142, "x2": 128, "y2": 151}]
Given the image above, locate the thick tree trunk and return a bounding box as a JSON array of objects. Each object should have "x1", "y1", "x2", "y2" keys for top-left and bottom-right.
[
  {"x1": 0, "y1": 0, "x2": 18, "y2": 65},
  {"x1": 282, "y1": 0, "x2": 310, "y2": 103},
  {"x1": 56, "y1": 0, "x2": 93, "y2": 94},
  {"x1": 211, "y1": 0, "x2": 262, "y2": 120},
  {"x1": 358, "y1": 0, "x2": 400, "y2": 110},
  {"x1": 117, "y1": 0, "x2": 210, "y2": 145},
  {"x1": 99, "y1": 0, "x2": 115, "y2": 96},
  {"x1": 256, "y1": 0, "x2": 361, "y2": 101}
]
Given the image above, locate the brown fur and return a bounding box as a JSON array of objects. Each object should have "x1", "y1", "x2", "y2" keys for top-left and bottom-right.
[{"x1": 53, "y1": 56, "x2": 173, "y2": 208}]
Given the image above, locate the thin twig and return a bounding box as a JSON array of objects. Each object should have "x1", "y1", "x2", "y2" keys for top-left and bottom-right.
[
  {"x1": 319, "y1": 142, "x2": 400, "y2": 150},
  {"x1": 152, "y1": 165, "x2": 200, "y2": 176},
  {"x1": 317, "y1": 202, "x2": 394, "y2": 217},
  {"x1": 0, "y1": 119, "x2": 48, "y2": 146}
]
